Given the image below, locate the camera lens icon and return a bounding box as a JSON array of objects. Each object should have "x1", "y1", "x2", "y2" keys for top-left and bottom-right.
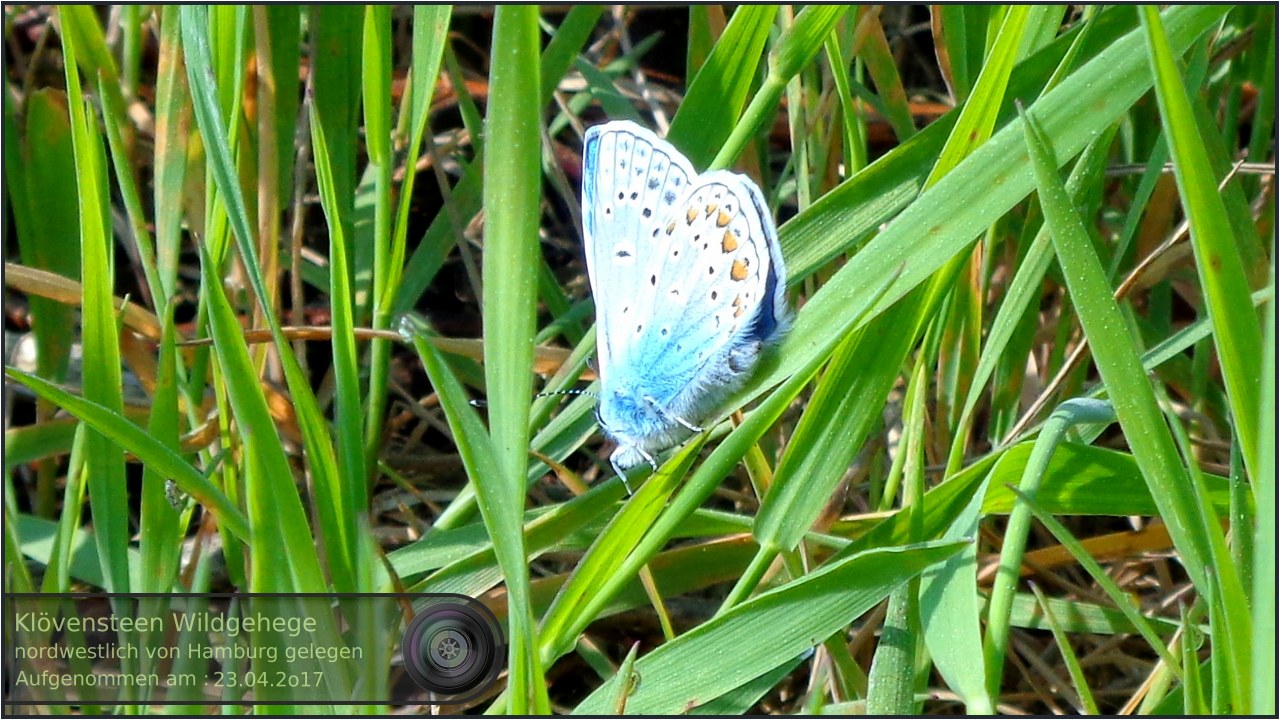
[{"x1": 402, "y1": 597, "x2": 504, "y2": 699}]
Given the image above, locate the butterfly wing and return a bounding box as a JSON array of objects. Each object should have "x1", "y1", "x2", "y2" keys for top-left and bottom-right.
[
  {"x1": 582, "y1": 121, "x2": 697, "y2": 386},
  {"x1": 623, "y1": 170, "x2": 789, "y2": 421}
]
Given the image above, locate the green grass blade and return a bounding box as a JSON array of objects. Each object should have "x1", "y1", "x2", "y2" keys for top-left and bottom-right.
[
  {"x1": 667, "y1": 4, "x2": 775, "y2": 165},
  {"x1": 770, "y1": 5, "x2": 849, "y2": 81},
  {"x1": 540, "y1": 7, "x2": 606, "y2": 103},
  {"x1": 537, "y1": 437, "x2": 704, "y2": 661},
  {"x1": 856, "y1": 10, "x2": 917, "y2": 143},
  {"x1": 945, "y1": 125, "x2": 1117, "y2": 476},
  {"x1": 574, "y1": 541, "x2": 966, "y2": 714},
  {"x1": 480, "y1": 8, "x2": 547, "y2": 710},
  {"x1": 710, "y1": 6, "x2": 848, "y2": 171},
  {"x1": 8, "y1": 87, "x2": 81, "y2": 523},
  {"x1": 15, "y1": 514, "x2": 151, "y2": 592},
  {"x1": 95, "y1": 71, "x2": 162, "y2": 309},
  {"x1": 13, "y1": 88, "x2": 79, "y2": 376},
  {"x1": 1022, "y1": 101, "x2": 1251, "y2": 707},
  {"x1": 153, "y1": 6, "x2": 190, "y2": 302},
  {"x1": 366, "y1": 5, "x2": 452, "y2": 485},
  {"x1": 757, "y1": 7, "x2": 1228, "y2": 403},
  {"x1": 58, "y1": 14, "x2": 130, "y2": 594},
  {"x1": 751, "y1": 269, "x2": 901, "y2": 554},
  {"x1": 309, "y1": 88, "x2": 367, "y2": 515},
  {"x1": 400, "y1": 312, "x2": 542, "y2": 713},
  {"x1": 197, "y1": 247, "x2": 327, "y2": 593},
  {"x1": 1140, "y1": 6, "x2": 1265, "y2": 484},
  {"x1": 868, "y1": 360, "x2": 929, "y2": 716},
  {"x1": 136, "y1": 308, "x2": 187, "y2": 593},
  {"x1": 1007, "y1": 486, "x2": 1182, "y2": 673},
  {"x1": 917, "y1": 464, "x2": 993, "y2": 713},
  {"x1": 1019, "y1": 5, "x2": 1068, "y2": 60},
  {"x1": 866, "y1": 583, "x2": 917, "y2": 715},
  {"x1": 537, "y1": 292, "x2": 864, "y2": 666},
  {"x1": 929, "y1": 5, "x2": 1028, "y2": 184},
  {"x1": 1028, "y1": 583, "x2": 1100, "y2": 714},
  {"x1": 932, "y1": 6, "x2": 990, "y2": 101},
  {"x1": 392, "y1": 8, "x2": 606, "y2": 317},
  {"x1": 982, "y1": 398, "x2": 1116, "y2": 698},
  {"x1": 308, "y1": 5, "x2": 362, "y2": 254},
  {"x1": 183, "y1": 5, "x2": 365, "y2": 594},
  {"x1": 358, "y1": 6, "x2": 394, "y2": 485},
  {"x1": 1253, "y1": 260, "x2": 1276, "y2": 714}
]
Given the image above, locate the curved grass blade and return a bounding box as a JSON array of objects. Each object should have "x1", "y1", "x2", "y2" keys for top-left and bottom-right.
[
  {"x1": 5, "y1": 368, "x2": 249, "y2": 539},
  {"x1": 982, "y1": 398, "x2": 1116, "y2": 698},
  {"x1": 1022, "y1": 101, "x2": 1250, "y2": 708}
]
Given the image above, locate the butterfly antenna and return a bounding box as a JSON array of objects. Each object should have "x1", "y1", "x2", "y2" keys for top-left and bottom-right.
[
  {"x1": 469, "y1": 388, "x2": 597, "y2": 408},
  {"x1": 535, "y1": 388, "x2": 598, "y2": 400}
]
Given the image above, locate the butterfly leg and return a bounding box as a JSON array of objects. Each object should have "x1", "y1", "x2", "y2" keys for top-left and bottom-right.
[
  {"x1": 610, "y1": 449, "x2": 657, "y2": 496},
  {"x1": 643, "y1": 395, "x2": 704, "y2": 433},
  {"x1": 610, "y1": 456, "x2": 634, "y2": 496}
]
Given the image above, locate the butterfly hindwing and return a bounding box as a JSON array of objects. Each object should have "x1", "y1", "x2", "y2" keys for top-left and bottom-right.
[{"x1": 625, "y1": 172, "x2": 788, "y2": 419}]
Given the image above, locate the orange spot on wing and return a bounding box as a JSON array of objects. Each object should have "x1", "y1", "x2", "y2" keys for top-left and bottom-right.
[
  {"x1": 716, "y1": 210, "x2": 731, "y2": 227},
  {"x1": 721, "y1": 231, "x2": 739, "y2": 252},
  {"x1": 705, "y1": 203, "x2": 718, "y2": 217},
  {"x1": 730, "y1": 258, "x2": 749, "y2": 281},
  {"x1": 686, "y1": 207, "x2": 698, "y2": 224}
]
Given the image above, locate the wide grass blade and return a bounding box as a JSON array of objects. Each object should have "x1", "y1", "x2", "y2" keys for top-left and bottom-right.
[
  {"x1": 1139, "y1": 7, "x2": 1265, "y2": 484},
  {"x1": 573, "y1": 541, "x2": 966, "y2": 714},
  {"x1": 477, "y1": 8, "x2": 548, "y2": 710}
]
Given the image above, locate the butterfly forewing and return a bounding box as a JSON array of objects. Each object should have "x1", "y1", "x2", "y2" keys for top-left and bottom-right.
[{"x1": 582, "y1": 122, "x2": 696, "y2": 384}]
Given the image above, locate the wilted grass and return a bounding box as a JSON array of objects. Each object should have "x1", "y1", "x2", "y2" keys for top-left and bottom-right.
[{"x1": 3, "y1": 5, "x2": 1274, "y2": 715}]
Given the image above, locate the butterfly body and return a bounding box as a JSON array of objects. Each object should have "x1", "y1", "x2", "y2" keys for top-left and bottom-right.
[{"x1": 582, "y1": 121, "x2": 789, "y2": 481}]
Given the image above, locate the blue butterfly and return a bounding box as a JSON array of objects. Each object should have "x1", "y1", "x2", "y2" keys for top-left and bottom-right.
[{"x1": 581, "y1": 120, "x2": 790, "y2": 487}]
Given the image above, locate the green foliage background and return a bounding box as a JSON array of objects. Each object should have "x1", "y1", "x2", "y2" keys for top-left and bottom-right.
[{"x1": 3, "y1": 5, "x2": 1274, "y2": 715}]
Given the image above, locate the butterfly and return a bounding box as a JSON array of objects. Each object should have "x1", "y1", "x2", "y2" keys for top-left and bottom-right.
[{"x1": 581, "y1": 120, "x2": 790, "y2": 488}]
